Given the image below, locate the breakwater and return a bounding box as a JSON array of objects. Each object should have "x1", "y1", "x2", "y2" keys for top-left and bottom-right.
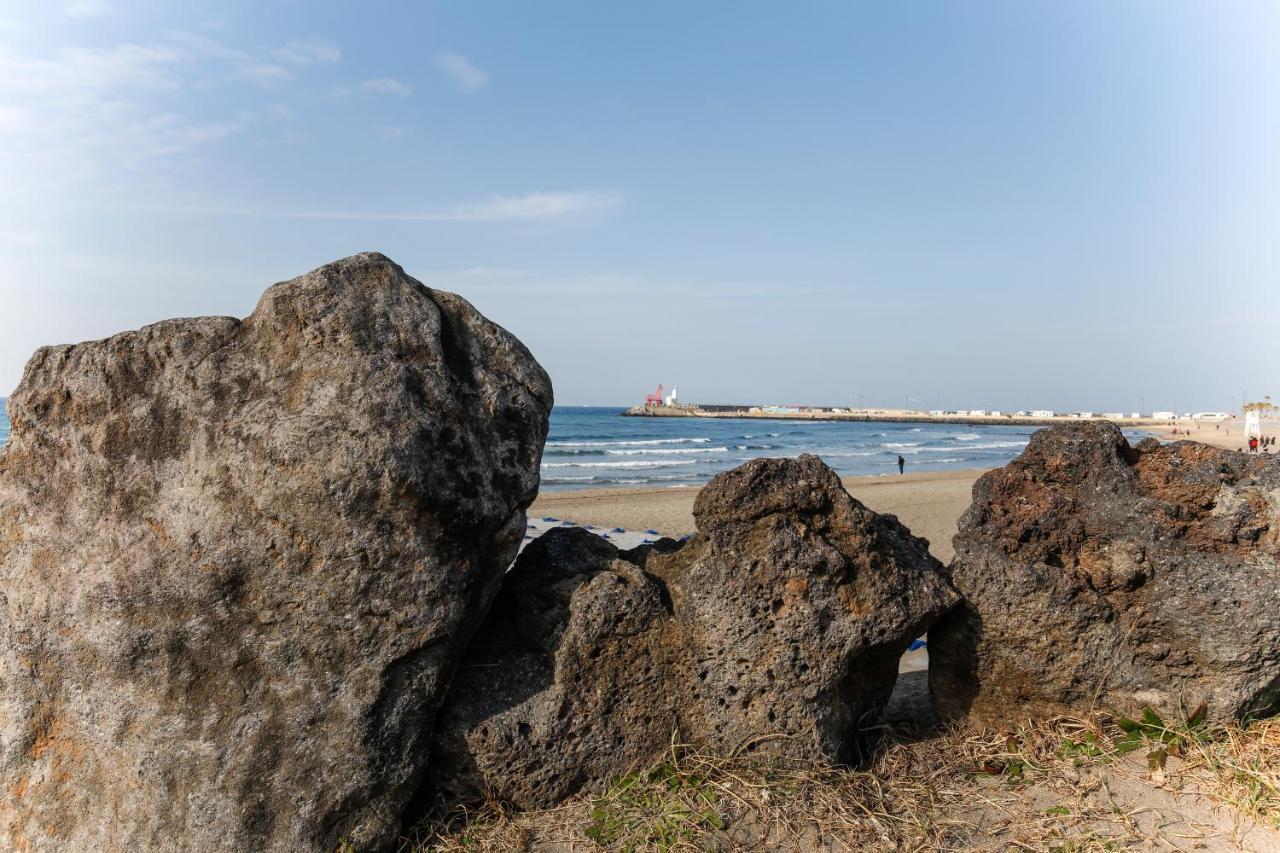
[{"x1": 623, "y1": 403, "x2": 1168, "y2": 429}]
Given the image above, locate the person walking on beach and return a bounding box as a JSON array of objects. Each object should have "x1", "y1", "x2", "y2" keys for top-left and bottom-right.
[{"x1": 897, "y1": 454, "x2": 905, "y2": 474}]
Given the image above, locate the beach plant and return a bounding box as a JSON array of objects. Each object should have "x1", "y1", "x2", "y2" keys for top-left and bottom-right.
[
  {"x1": 411, "y1": 710, "x2": 1279, "y2": 850},
  {"x1": 584, "y1": 756, "x2": 724, "y2": 851}
]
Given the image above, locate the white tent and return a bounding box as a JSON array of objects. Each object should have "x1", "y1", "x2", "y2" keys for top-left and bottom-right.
[{"x1": 1245, "y1": 410, "x2": 1262, "y2": 440}]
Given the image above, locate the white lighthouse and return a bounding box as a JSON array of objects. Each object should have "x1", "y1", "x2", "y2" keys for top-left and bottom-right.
[{"x1": 665, "y1": 385, "x2": 679, "y2": 407}]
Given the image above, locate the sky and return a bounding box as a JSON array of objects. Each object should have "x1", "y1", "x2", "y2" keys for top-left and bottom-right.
[{"x1": 0, "y1": 1, "x2": 1277, "y2": 411}]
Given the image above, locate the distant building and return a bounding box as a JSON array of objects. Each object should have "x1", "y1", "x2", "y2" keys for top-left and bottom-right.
[
  {"x1": 1192, "y1": 412, "x2": 1230, "y2": 420},
  {"x1": 1103, "y1": 412, "x2": 1124, "y2": 420},
  {"x1": 1031, "y1": 410, "x2": 1055, "y2": 418},
  {"x1": 1152, "y1": 411, "x2": 1175, "y2": 420}
]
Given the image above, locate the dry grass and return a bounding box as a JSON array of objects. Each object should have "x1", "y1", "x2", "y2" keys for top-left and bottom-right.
[
  {"x1": 403, "y1": 712, "x2": 1280, "y2": 852},
  {"x1": 1179, "y1": 716, "x2": 1280, "y2": 829}
]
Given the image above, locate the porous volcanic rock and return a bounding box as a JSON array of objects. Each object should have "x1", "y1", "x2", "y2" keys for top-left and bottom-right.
[
  {"x1": 930, "y1": 422, "x2": 1280, "y2": 726},
  {"x1": 429, "y1": 527, "x2": 681, "y2": 809},
  {"x1": 430, "y1": 454, "x2": 957, "y2": 809},
  {"x1": 0, "y1": 253, "x2": 552, "y2": 852}
]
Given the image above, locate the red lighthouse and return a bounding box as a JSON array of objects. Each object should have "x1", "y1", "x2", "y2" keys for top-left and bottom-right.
[{"x1": 644, "y1": 384, "x2": 664, "y2": 407}]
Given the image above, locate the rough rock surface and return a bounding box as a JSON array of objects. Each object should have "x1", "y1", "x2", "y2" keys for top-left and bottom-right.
[
  {"x1": 0, "y1": 253, "x2": 552, "y2": 852},
  {"x1": 431, "y1": 454, "x2": 957, "y2": 809},
  {"x1": 930, "y1": 422, "x2": 1280, "y2": 726}
]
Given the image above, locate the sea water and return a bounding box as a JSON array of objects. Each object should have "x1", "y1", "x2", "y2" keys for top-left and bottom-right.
[
  {"x1": 543, "y1": 406, "x2": 1148, "y2": 491},
  {"x1": 0, "y1": 402, "x2": 1148, "y2": 488}
]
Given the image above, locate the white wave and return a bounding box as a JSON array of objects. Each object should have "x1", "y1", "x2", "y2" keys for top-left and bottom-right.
[
  {"x1": 546, "y1": 437, "x2": 712, "y2": 447},
  {"x1": 542, "y1": 460, "x2": 699, "y2": 469},
  {"x1": 605, "y1": 446, "x2": 729, "y2": 455},
  {"x1": 949, "y1": 440, "x2": 1028, "y2": 450},
  {"x1": 953, "y1": 433, "x2": 982, "y2": 441},
  {"x1": 884, "y1": 442, "x2": 922, "y2": 448}
]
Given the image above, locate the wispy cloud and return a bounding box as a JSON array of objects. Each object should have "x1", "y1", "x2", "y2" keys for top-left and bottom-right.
[
  {"x1": 163, "y1": 30, "x2": 296, "y2": 86},
  {"x1": 273, "y1": 36, "x2": 340, "y2": 67},
  {"x1": 360, "y1": 77, "x2": 412, "y2": 96},
  {"x1": 434, "y1": 52, "x2": 488, "y2": 91},
  {"x1": 422, "y1": 267, "x2": 818, "y2": 300},
  {"x1": 0, "y1": 43, "x2": 182, "y2": 97},
  {"x1": 0, "y1": 28, "x2": 336, "y2": 193},
  {"x1": 140, "y1": 191, "x2": 622, "y2": 222},
  {"x1": 62, "y1": 0, "x2": 112, "y2": 20},
  {"x1": 447, "y1": 191, "x2": 619, "y2": 220}
]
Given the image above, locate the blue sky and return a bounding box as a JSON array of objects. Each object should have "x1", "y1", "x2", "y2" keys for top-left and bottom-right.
[{"x1": 1, "y1": 1, "x2": 1276, "y2": 410}]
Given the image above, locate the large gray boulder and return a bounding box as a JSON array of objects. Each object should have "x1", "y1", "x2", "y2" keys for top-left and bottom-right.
[
  {"x1": 930, "y1": 422, "x2": 1280, "y2": 726},
  {"x1": 0, "y1": 253, "x2": 552, "y2": 852},
  {"x1": 430, "y1": 454, "x2": 957, "y2": 809}
]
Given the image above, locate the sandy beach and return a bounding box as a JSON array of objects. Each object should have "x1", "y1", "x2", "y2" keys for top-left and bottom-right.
[
  {"x1": 531, "y1": 419, "x2": 1273, "y2": 561},
  {"x1": 1149, "y1": 418, "x2": 1267, "y2": 452},
  {"x1": 532, "y1": 467, "x2": 985, "y2": 564}
]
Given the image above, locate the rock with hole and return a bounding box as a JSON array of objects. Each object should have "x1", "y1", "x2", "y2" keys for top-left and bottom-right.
[{"x1": 430, "y1": 454, "x2": 957, "y2": 809}]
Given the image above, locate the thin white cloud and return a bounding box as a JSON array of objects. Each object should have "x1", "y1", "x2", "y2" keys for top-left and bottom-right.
[
  {"x1": 447, "y1": 191, "x2": 619, "y2": 220},
  {"x1": 0, "y1": 44, "x2": 181, "y2": 96},
  {"x1": 375, "y1": 124, "x2": 406, "y2": 140},
  {"x1": 434, "y1": 52, "x2": 488, "y2": 91},
  {"x1": 360, "y1": 77, "x2": 412, "y2": 96},
  {"x1": 163, "y1": 30, "x2": 295, "y2": 87},
  {"x1": 0, "y1": 27, "x2": 336, "y2": 196},
  {"x1": 422, "y1": 268, "x2": 817, "y2": 300},
  {"x1": 62, "y1": 0, "x2": 112, "y2": 20},
  {"x1": 273, "y1": 36, "x2": 340, "y2": 67},
  {"x1": 137, "y1": 191, "x2": 622, "y2": 222},
  {"x1": 234, "y1": 62, "x2": 294, "y2": 83}
]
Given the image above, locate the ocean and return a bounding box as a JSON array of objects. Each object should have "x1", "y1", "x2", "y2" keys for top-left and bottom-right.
[
  {"x1": 545, "y1": 407, "x2": 1026, "y2": 491},
  {"x1": 0, "y1": 402, "x2": 1148, "y2": 489}
]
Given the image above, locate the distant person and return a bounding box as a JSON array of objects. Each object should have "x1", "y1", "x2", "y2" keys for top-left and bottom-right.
[
  {"x1": 897, "y1": 454, "x2": 905, "y2": 474},
  {"x1": 1249, "y1": 436, "x2": 1258, "y2": 453}
]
